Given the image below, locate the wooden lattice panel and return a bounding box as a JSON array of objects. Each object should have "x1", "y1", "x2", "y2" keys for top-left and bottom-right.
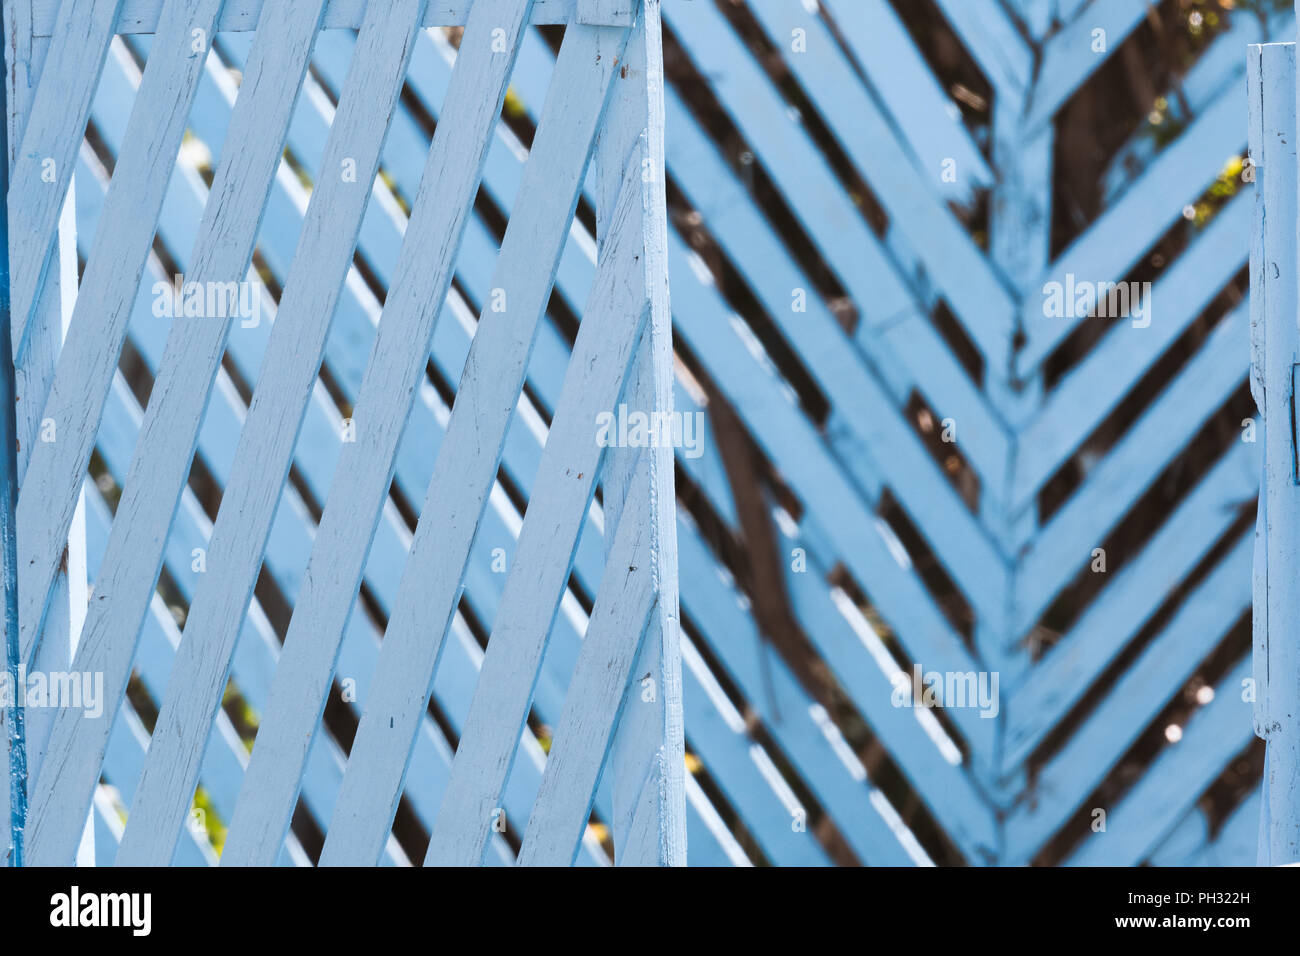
[
  {"x1": 3, "y1": 0, "x2": 683, "y2": 867},
  {"x1": 1, "y1": 0, "x2": 1272, "y2": 866}
]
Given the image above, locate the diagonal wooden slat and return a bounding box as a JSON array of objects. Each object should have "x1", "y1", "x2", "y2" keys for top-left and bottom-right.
[
  {"x1": 14, "y1": 0, "x2": 223, "y2": 668},
  {"x1": 518, "y1": 460, "x2": 656, "y2": 866},
  {"x1": 1024, "y1": 0, "x2": 1151, "y2": 131},
  {"x1": 1012, "y1": 309, "x2": 1249, "y2": 637},
  {"x1": 501, "y1": 26, "x2": 996, "y2": 782},
  {"x1": 1177, "y1": 792, "x2": 1259, "y2": 866},
  {"x1": 114, "y1": 0, "x2": 428, "y2": 867},
  {"x1": 315, "y1": 19, "x2": 628, "y2": 867},
  {"x1": 1004, "y1": 438, "x2": 1257, "y2": 771},
  {"x1": 124, "y1": 25, "x2": 714, "y2": 863},
  {"x1": 1010, "y1": 194, "x2": 1251, "y2": 511},
  {"x1": 24, "y1": 0, "x2": 329, "y2": 867},
  {"x1": 81, "y1": 482, "x2": 315, "y2": 867},
  {"x1": 98, "y1": 707, "x2": 220, "y2": 866},
  {"x1": 368, "y1": 23, "x2": 918, "y2": 860},
  {"x1": 1005, "y1": 534, "x2": 1251, "y2": 862},
  {"x1": 6, "y1": 0, "x2": 121, "y2": 358},
  {"x1": 594, "y1": 0, "x2": 684, "y2": 867},
  {"x1": 747, "y1": 0, "x2": 1015, "y2": 373},
  {"x1": 776, "y1": 528, "x2": 998, "y2": 860},
  {"x1": 1019, "y1": 82, "x2": 1245, "y2": 374},
  {"x1": 6, "y1": 0, "x2": 1275, "y2": 869},
  {"x1": 72, "y1": 125, "x2": 553, "y2": 864},
  {"x1": 932, "y1": 0, "x2": 1032, "y2": 97},
  {"x1": 425, "y1": 151, "x2": 650, "y2": 865},
  {"x1": 819, "y1": 0, "x2": 993, "y2": 203},
  {"x1": 218, "y1": 0, "x2": 539, "y2": 865},
  {"x1": 1066, "y1": 656, "x2": 1254, "y2": 866}
]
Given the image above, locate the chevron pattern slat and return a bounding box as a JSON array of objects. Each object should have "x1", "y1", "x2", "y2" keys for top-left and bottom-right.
[{"x1": 2, "y1": 0, "x2": 1271, "y2": 866}]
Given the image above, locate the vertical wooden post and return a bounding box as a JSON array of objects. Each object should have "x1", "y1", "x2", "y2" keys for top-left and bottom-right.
[
  {"x1": 0, "y1": 4, "x2": 26, "y2": 869},
  {"x1": 592, "y1": 0, "x2": 686, "y2": 865},
  {"x1": 984, "y1": 69, "x2": 1051, "y2": 799},
  {"x1": 1, "y1": 1, "x2": 88, "y2": 867},
  {"x1": 1248, "y1": 39, "x2": 1300, "y2": 866}
]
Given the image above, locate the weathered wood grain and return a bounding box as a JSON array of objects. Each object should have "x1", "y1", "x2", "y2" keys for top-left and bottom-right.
[
  {"x1": 425, "y1": 153, "x2": 650, "y2": 866},
  {"x1": 7, "y1": 0, "x2": 119, "y2": 358},
  {"x1": 595, "y1": 0, "x2": 684, "y2": 866},
  {"x1": 1250, "y1": 38, "x2": 1300, "y2": 865},
  {"x1": 14, "y1": 0, "x2": 224, "y2": 668},
  {"x1": 115, "y1": 0, "x2": 428, "y2": 867},
  {"x1": 24, "y1": 0, "x2": 330, "y2": 866},
  {"x1": 518, "y1": 460, "x2": 655, "y2": 865},
  {"x1": 219, "y1": 0, "x2": 538, "y2": 866},
  {"x1": 316, "y1": 19, "x2": 626, "y2": 867}
]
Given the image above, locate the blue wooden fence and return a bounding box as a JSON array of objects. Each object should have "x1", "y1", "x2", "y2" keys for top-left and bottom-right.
[
  {"x1": 1248, "y1": 32, "x2": 1300, "y2": 868},
  {"x1": 1, "y1": 0, "x2": 1282, "y2": 866},
  {"x1": 3, "y1": 0, "x2": 685, "y2": 867}
]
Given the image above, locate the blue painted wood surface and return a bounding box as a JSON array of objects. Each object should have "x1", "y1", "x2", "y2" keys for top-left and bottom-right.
[
  {"x1": 1249, "y1": 36, "x2": 1300, "y2": 866},
  {"x1": 2, "y1": 0, "x2": 1276, "y2": 866},
  {"x1": 0, "y1": 2, "x2": 26, "y2": 868}
]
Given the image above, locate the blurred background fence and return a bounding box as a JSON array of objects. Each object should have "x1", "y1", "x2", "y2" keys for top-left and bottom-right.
[{"x1": 8, "y1": 0, "x2": 1281, "y2": 865}]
